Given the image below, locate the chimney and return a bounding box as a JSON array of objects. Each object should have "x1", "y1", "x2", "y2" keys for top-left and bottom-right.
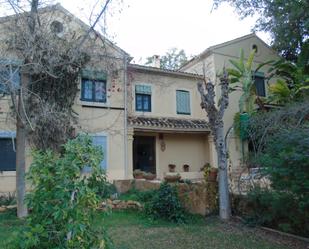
[{"x1": 152, "y1": 55, "x2": 160, "y2": 68}]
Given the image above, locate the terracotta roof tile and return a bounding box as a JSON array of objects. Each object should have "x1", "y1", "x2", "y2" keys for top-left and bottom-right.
[{"x1": 128, "y1": 116, "x2": 209, "y2": 131}]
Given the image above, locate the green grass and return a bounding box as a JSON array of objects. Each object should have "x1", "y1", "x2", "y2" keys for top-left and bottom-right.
[{"x1": 0, "y1": 210, "x2": 292, "y2": 249}]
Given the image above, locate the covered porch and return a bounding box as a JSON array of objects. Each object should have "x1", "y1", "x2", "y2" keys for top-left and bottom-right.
[{"x1": 127, "y1": 116, "x2": 217, "y2": 180}]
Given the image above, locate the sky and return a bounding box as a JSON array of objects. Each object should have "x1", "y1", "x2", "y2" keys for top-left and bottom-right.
[{"x1": 2, "y1": 0, "x2": 271, "y2": 64}]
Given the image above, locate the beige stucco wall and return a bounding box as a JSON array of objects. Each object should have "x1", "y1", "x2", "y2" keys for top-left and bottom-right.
[
  {"x1": 128, "y1": 69, "x2": 206, "y2": 120},
  {"x1": 0, "y1": 6, "x2": 128, "y2": 193},
  {"x1": 181, "y1": 35, "x2": 281, "y2": 176}
]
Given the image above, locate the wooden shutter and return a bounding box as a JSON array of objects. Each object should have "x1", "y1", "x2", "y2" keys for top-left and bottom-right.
[{"x1": 176, "y1": 90, "x2": 190, "y2": 114}]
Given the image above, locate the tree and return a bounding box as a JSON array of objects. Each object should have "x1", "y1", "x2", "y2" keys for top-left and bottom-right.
[
  {"x1": 213, "y1": 0, "x2": 309, "y2": 67},
  {"x1": 267, "y1": 60, "x2": 309, "y2": 104},
  {"x1": 145, "y1": 48, "x2": 188, "y2": 70},
  {"x1": 0, "y1": 0, "x2": 115, "y2": 217},
  {"x1": 197, "y1": 71, "x2": 231, "y2": 220}
]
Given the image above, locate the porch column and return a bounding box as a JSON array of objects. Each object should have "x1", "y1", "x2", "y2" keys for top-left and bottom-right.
[
  {"x1": 127, "y1": 128, "x2": 134, "y2": 179},
  {"x1": 208, "y1": 135, "x2": 218, "y2": 168}
]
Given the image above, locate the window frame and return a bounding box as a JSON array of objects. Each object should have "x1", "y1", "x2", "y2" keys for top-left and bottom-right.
[
  {"x1": 135, "y1": 93, "x2": 151, "y2": 112},
  {"x1": 81, "y1": 78, "x2": 107, "y2": 103},
  {"x1": 0, "y1": 132, "x2": 16, "y2": 172},
  {"x1": 253, "y1": 73, "x2": 266, "y2": 97},
  {"x1": 176, "y1": 89, "x2": 191, "y2": 115}
]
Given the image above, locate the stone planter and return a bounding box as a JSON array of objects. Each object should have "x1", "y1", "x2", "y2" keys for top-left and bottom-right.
[
  {"x1": 164, "y1": 174, "x2": 181, "y2": 183},
  {"x1": 144, "y1": 173, "x2": 156, "y2": 180}
]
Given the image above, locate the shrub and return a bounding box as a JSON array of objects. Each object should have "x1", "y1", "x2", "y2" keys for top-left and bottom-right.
[
  {"x1": 20, "y1": 135, "x2": 112, "y2": 249},
  {"x1": 145, "y1": 182, "x2": 185, "y2": 223},
  {"x1": 88, "y1": 171, "x2": 117, "y2": 200},
  {"x1": 244, "y1": 128, "x2": 309, "y2": 236},
  {"x1": 245, "y1": 187, "x2": 308, "y2": 236}
]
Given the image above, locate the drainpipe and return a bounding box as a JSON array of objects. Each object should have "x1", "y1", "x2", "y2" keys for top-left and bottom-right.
[{"x1": 123, "y1": 55, "x2": 128, "y2": 179}]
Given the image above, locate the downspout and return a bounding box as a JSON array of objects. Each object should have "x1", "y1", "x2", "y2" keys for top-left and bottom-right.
[{"x1": 123, "y1": 55, "x2": 128, "y2": 178}]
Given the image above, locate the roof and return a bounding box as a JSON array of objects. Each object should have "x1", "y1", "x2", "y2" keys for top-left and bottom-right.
[
  {"x1": 128, "y1": 64, "x2": 203, "y2": 79},
  {"x1": 128, "y1": 116, "x2": 210, "y2": 133},
  {"x1": 0, "y1": 4, "x2": 130, "y2": 58},
  {"x1": 179, "y1": 33, "x2": 275, "y2": 70}
]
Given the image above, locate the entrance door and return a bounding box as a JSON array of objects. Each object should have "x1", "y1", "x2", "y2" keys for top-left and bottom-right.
[{"x1": 133, "y1": 136, "x2": 156, "y2": 174}]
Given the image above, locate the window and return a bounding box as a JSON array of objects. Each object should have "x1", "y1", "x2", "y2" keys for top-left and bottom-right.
[
  {"x1": 253, "y1": 73, "x2": 266, "y2": 97},
  {"x1": 135, "y1": 85, "x2": 151, "y2": 112},
  {"x1": 0, "y1": 62, "x2": 20, "y2": 95},
  {"x1": 81, "y1": 69, "x2": 107, "y2": 103},
  {"x1": 83, "y1": 135, "x2": 107, "y2": 173},
  {"x1": 0, "y1": 138, "x2": 16, "y2": 171},
  {"x1": 176, "y1": 90, "x2": 190, "y2": 115}
]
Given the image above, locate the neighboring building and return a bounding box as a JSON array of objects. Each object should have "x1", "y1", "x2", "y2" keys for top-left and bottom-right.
[{"x1": 0, "y1": 5, "x2": 280, "y2": 193}]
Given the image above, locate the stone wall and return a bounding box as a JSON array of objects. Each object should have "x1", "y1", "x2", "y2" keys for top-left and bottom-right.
[{"x1": 113, "y1": 179, "x2": 218, "y2": 216}]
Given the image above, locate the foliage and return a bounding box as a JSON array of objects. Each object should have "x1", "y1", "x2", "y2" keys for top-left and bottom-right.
[
  {"x1": 228, "y1": 49, "x2": 271, "y2": 113},
  {"x1": 247, "y1": 101, "x2": 309, "y2": 156},
  {"x1": 258, "y1": 129, "x2": 309, "y2": 205},
  {"x1": 245, "y1": 187, "x2": 309, "y2": 236},
  {"x1": 88, "y1": 171, "x2": 117, "y2": 200},
  {"x1": 145, "y1": 182, "x2": 186, "y2": 223},
  {"x1": 0, "y1": 192, "x2": 16, "y2": 206},
  {"x1": 145, "y1": 48, "x2": 188, "y2": 70},
  {"x1": 19, "y1": 135, "x2": 111, "y2": 249},
  {"x1": 213, "y1": 0, "x2": 309, "y2": 66},
  {"x1": 267, "y1": 60, "x2": 309, "y2": 104}
]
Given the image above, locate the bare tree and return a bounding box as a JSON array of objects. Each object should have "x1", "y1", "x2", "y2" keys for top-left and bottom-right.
[
  {"x1": 0, "y1": 0, "x2": 117, "y2": 217},
  {"x1": 197, "y1": 71, "x2": 231, "y2": 220}
]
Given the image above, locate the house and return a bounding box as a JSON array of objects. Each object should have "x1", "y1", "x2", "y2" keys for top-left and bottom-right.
[{"x1": 0, "y1": 5, "x2": 280, "y2": 193}]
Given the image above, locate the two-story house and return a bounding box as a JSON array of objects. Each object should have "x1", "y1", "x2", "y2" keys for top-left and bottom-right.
[{"x1": 0, "y1": 5, "x2": 280, "y2": 193}]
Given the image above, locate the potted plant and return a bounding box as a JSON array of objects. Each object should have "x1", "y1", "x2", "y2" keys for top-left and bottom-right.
[
  {"x1": 183, "y1": 164, "x2": 190, "y2": 172},
  {"x1": 208, "y1": 167, "x2": 218, "y2": 182},
  {"x1": 143, "y1": 172, "x2": 156, "y2": 180},
  {"x1": 164, "y1": 173, "x2": 181, "y2": 183},
  {"x1": 168, "y1": 164, "x2": 176, "y2": 172},
  {"x1": 133, "y1": 169, "x2": 144, "y2": 179}
]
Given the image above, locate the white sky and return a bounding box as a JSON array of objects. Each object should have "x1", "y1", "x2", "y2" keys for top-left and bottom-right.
[{"x1": 3, "y1": 0, "x2": 271, "y2": 63}]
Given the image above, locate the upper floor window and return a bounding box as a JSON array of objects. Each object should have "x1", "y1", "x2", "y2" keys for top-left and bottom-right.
[
  {"x1": 135, "y1": 85, "x2": 151, "y2": 112},
  {"x1": 176, "y1": 90, "x2": 190, "y2": 115},
  {"x1": 0, "y1": 61, "x2": 20, "y2": 95},
  {"x1": 81, "y1": 69, "x2": 107, "y2": 103},
  {"x1": 253, "y1": 72, "x2": 266, "y2": 97}
]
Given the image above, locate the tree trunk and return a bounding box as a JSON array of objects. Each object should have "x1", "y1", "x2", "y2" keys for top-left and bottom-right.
[
  {"x1": 216, "y1": 126, "x2": 230, "y2": 220},
  {"x1": 16, "y1": 74, "x2": 29, "y2": 218}
]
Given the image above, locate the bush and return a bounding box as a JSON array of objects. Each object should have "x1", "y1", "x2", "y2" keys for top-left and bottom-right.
[
  {"x1": 145, "y1": 182, "x2": 185, "y2": 223},
  {"x1": 20, "y1": 135, "x2": 112, "y2": 249},
  {"x1": 245, "y1": 187, "x2": 308, "y2": 236},
  {"x1": 243, "y1": 129, "x2": 309, "y2": 236},
  {"x1": 88, "y1": 172, "x2": 117, "y2": 200}
]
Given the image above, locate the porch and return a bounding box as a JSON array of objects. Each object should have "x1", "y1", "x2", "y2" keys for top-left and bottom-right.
[{"x1": 127, "y1": 116, "x2": 217, "y2": 180}]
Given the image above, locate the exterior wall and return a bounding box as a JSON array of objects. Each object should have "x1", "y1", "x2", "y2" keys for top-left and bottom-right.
[
  {"x1": 181, "y1": 35, "x2": 281, "y2": 176},
  {"x1": 0, "y1": 6, "x2": 128, "y2": 192},
  {"x1": 128, "y1": 70, "x2": 206, "y2": 120}
]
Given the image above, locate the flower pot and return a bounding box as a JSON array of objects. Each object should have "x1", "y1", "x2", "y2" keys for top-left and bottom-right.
[
  {"x1": 168, "y1": 164, "x2": 176, "y2": 173},
  {"x1": 208, "y1": 170, "x2": 218, "y2": 182},
  {"x1": 164, "y1": 174, "x2": 181, "y2": 183},
  {"x1": 144, "y1": 173, "x2": 156, "y2": 180},
  {"x1": 134, "y1": 174, "x2": 144, "y2": 179}
]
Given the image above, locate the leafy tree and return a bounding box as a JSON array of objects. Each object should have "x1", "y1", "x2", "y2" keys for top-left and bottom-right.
[
  {"x1": 145, "y1": 48, "x2": 188, "y2": 70},
  {"x1": 213, "y1": 0, "x2": 309, "y2": 67},
  {"x1": 20, "y1": 135, "x2": 111, "y2": 248},
  {"x1": 267, "y1": 60, "x2": 309, "y2": 104}
]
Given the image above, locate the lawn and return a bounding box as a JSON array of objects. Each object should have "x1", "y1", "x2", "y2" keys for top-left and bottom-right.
[{"x1": 0, "y1": 210, "x2": 303, "y2": 249}]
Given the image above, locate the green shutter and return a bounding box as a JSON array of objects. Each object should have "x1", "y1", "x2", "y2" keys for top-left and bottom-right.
[
  {"x1": 176, "y1": 90, "x2": 190, "y2": 114},
  {"x1": 81, "y1": 69, "x2": 106, "y2": 81},
  {"x1": 135, "y1": 85, "x2": 151, "y2": 94}
]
